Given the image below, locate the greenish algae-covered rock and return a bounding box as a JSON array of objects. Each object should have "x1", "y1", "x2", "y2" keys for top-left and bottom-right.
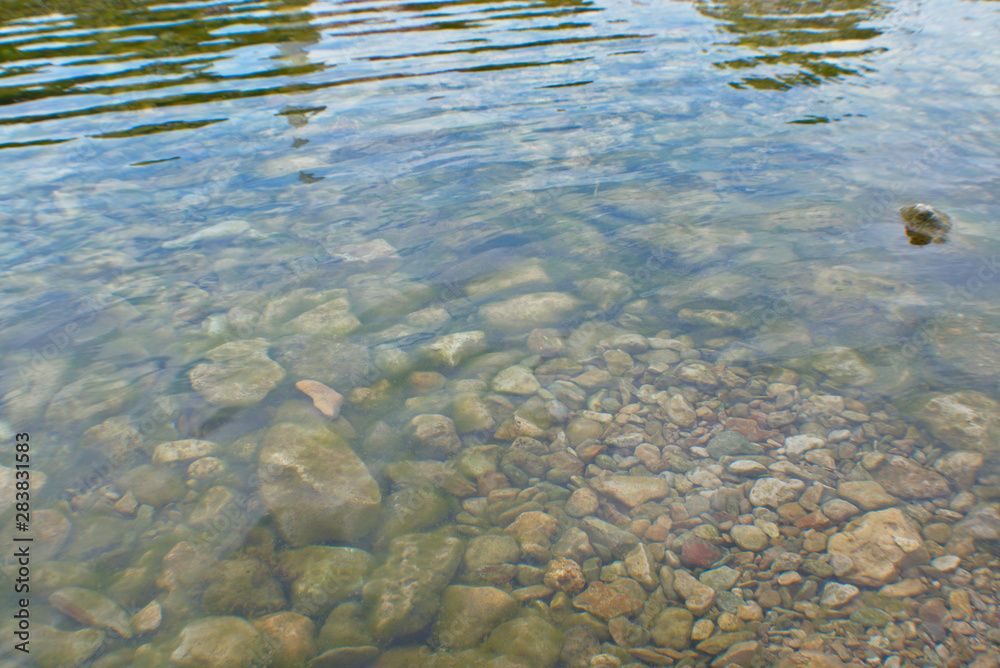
[
  {"x1": 650, "y1": 607, "x2": 694, "y2": 650},
  {"x1": 118, "y1": 464, "x2": 185, "y2": 508},
  {"x1": 363, "y1": 529, "x2": 465, "y2": 641},
  {"x1": 20, "y1": 625, "x2": 105, "y2": 668},
  {"x1": 677, "y1": 308, "x2": 747, "y2": 330},
  {"x1": 258, "y1": 421, "x2": 381, "y2": 547},
  {"x1": 282, "y1": 296, "x2": 361, "y2": 336},
  {"x1": 253, "y1": 611, "x2": 317, "y2": 668},
  {"x1": 479, "y1": 292, "x2": 581, "y2": 331},
  {"x1": 200, "y1": 558, "x2": 286, "y2": 616},
  {"x1": 189, "y1": 338, "x2": 286, "y2": 407},
  {"x1": 809, "y1": 346, "x2": 875, "y2": 387},
  {"x1": 433, "y1": 585, "x2": 519, "y2": 650},
  {"x1": 910, "y1": 390, "x2": 1000, "y2": 458},
  {"x1": 169, "y1": 616, "x2": 269, "y2": 667},
  {"x1": 695, "y1": 630, "x2": 756, "y2": 655},
  {"x1": 376, "y1": 486, "x2": 451, "y2": 544},
  {"x1": 277, "y1": 546, "x2": 373, "y2": 618},
  {"x1": 706, "y1": 431, "x2": 763, "y2": 459},
  {"x1": 48, "y1": 586, "x2": 133, "y2": 638},
  {"x1": 318, "y1": 602, "x2": 374, "y2": 652},
  {"x1": 484, "y1": 615, "x2": 563, "y2": 668},
  {"x1": 849, "y1": 606, "x2": 893, "y2": 628}
]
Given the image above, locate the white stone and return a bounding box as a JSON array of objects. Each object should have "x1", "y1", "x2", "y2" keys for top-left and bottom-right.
[
  {"x1": 784, "y1": 434, "x2": 826, "y2": 456},
  {"x1": 931, "y1": 555, "x2": 961, "y2": 572},
  {"x1": 424, "y1": 331, "x2": 487, "y2": 368},
  {"x1": 820, "y1": 582, "x2": 860, "y2": 608},
  {"x1": 749, "y1": 477, "x2": 805, "y2": 508},
  {"x1": 492, "y1": 366, "x2": 541, "y2": 395},
  {"x1": 163, "y1": 219, "x2": 250, "y2": 248}
]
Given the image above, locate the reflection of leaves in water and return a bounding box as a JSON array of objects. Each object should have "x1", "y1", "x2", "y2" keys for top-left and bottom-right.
[
  {"x1": 92, "y1": 118, "x2": 226, "y2": 138},
  {"x1": 0, "y1": 0, "x2": 320, "y2": 127},
  {"x1": 0, "y1": 0, "x2": 637, "y2": 145},
  {"x1": 693, "y1": 0, "x2": 889, "y2": 90}
]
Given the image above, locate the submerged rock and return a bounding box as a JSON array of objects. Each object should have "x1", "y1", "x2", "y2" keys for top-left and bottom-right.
[
  {"x1": 423, "y1": 331, "x2": 488, "y2": 368},
  {"x1": 118, "y1": 464, "x2": 185, "y2": 508},
  {"x1": 48, "y1": 586, "x2": 133, "y2": 638},
  {"x1": 376, "y1": 486, "x2": 451, "y2": 542},
  {"x1": 809, "y1": 346, "x2": 875, "y2": 387},
  {"x1": 274, "y1": 337, "x2": 373, "y2": 389},
  {"x1": 467, "y1": 259, "x2": 551, "y2": 298},
  {"x1": 479, "y1": 292, "x2": 581, "y2": 331},
  {"x1": 170, "y1": 616, "x2": 269, "y2": 667},
  {"x1": 870, "y1": 455, "x2": 950, "y2": 499},
  {"x1": 153, "y1": 438, "x2": 217, "y2": 464},
  {"x1": 900, "y1": 203, "x2": 951, "y2": 245},
  {"x1": 650, "y1": 607, "x2": 694, "y2": 650},
  {"x1": 294, "y1": 379, "x2": 344, "y2": 418},
  {"x1": 492, "y1": 365, "x2": 541, "y2": 395},
  {"x1": 484, "y1": 615, "x2": 563, "y2": 668},
  {"x1": 81, "y1": 416, "x2": 145, "y2": 466},
  {"x1": 258, "y1": 421, "x2": 380, "y2": 546},
  {"x1": 913, "y1": 390, "x2": 1000, "y2": 458},
  {"x1": 189, "y1": 339, "x2": 285, "y2": 407},
  {"x1": 363, "y1": 530, "x2": 465, "y2": 641},
  {"x1": 20, "y1": 625, "x2": 105, "y2": 668},
  {"x1": 162, "y1": 219, "x2": 250, "y2": 248},
  {"x1": 826, "y1": 508, "x2": 926, "y2": 586},
  {"x1": 433, "y1": 585, "x2": 519, "y2": 650},
  {"x1": 574, "y1": 579, "x2": 646, "y2": 620},
  {"x1": 706, "y1": 431, "x2": 762, "y2": 459},
  {"x1": 317, "y1": 601, "x2": 374, "y2": 653},
  {"x1": 408, "y1": 414, "x2": 463, "y2": 459},
  {"x1": 277, "y1": 546, "x2": 373, "y2": 617},
  {"x1": 200, "y1": 558, "x2": 286, "y2": 616},
  {"x1": 283, "y1": 296, "x2": 361, "y2": 336},
  {"x1": 589, "y1": 476, "x2": 671, "y2": 508},
  {"x1": 678, "y1": 308, "x2": 747, "y2": 330},
  {"x1": 253, "y1": 612, "x2": 316, "y2": 668},
  {"x1": 452, "y1": 393, "x2": 496, "y2": 433}
]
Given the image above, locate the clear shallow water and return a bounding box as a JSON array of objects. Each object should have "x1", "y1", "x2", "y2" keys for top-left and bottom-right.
[{"x1": 2, "y1": 0, "x2": 1000, "y2": 666}]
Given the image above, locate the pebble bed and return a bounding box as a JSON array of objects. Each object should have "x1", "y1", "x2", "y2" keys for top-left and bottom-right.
[{"x1": 3, "y1": 244, "x2": 1000, "y2": 668}]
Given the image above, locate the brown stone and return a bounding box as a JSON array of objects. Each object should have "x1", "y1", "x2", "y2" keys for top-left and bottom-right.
[
  {"x1": 826, "y1": 508, "x2": 926, "y2": 586},
  {"x1": 589, "y1": 476, "x2": 671, "y2": 508},
  {"x1": 871, "y1": 455, "x2": 951, "y2": 499},
  {"x1": 295, "y1": 379, "x2": 344, "y2": 418},
  {"x1": 573, "y1": 580, "x2": 645, "y2": 620},
  {"x1": 724, "y1": 417, "x2": 777, "y2": 443},
  {"x1": 544, "y1": 558, "x2": 587, "y2": 595},
  {"x1": 505, "y1": 511, "x2": 558, "y2": 561},
  {"x1": 253, "y1": 612, "x2": 316, "y2": 668}
]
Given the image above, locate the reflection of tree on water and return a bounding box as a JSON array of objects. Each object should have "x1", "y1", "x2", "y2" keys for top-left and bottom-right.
[
  {"x1": 0, "y1": 0, "x2": 321, "y2": 135},
  {"x1": 0, "y1": 0, "x2": 635, "y2": 143},
  {"x1": 693, "y1": 0, "x2": 889, "y2": 91}
]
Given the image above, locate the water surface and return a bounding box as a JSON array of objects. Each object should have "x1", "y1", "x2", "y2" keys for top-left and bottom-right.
[{"x1": 2, "y1": 0, "x2": 1000, "y2": 665}]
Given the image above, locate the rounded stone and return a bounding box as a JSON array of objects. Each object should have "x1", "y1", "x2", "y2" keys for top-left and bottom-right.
[
  {"x1": 492, "y1": 365, "x2": 542, "y2": 395},
  {"x1": 170, "y1": 616, "x2": 268, "y2": 668},
  {"x1": 650, "y1": 607, "x2": 693, "y2": 650},
  {"x1": 820, "y1": 582, "x2": 860, "y2": 608},
  {"x1": 189, "y1": 339, "x2": 286, "y2": 407},
  {"x1": 730, "y1": 524, "x2": 769, "y2": 552}
]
